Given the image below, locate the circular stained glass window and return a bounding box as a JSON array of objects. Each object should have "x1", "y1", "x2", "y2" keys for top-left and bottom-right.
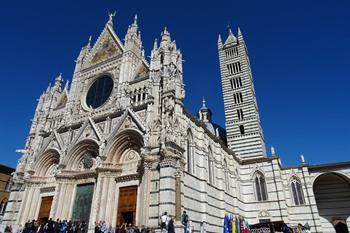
[{"x1": 86, "y1": 75, "x2": 113, "y2": 109}]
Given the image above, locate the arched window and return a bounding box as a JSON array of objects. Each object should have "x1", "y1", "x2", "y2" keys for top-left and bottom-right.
[
  {"x1": 291, "y1": 178, "x2": 305, "y2": 205},
  {"x1": 224, "y1": 159, "x2": 230, "y2": 191},
  {"x1": 208, "y1": 147, "x2": 214, "y2": 184},
  {"x1": 186, "y1": 131, "x2": 194, "y2": 174},
  {"x1": 254, "y1": 172, "x2": 268, "y2": 201}
]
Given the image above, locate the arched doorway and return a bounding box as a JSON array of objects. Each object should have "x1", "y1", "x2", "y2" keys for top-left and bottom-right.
[{"x1": 313, "y1": 173, "x2": 350, "y2": 233}]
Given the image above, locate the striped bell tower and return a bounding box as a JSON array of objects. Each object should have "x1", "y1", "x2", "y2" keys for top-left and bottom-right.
[{"x1": 218, "y1": 27, "x2": 266, "y2": 159}]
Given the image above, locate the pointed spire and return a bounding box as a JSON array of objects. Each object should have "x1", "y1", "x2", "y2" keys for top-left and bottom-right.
[
  {"x1": 218, "y1": 34, "x2": 222, "y2": 43},
  {"x1": 238, "y1": 27, "x2": 242, "y2": 37},
  {"x1": 300, "y1": 154, "x2": 306, "y2": 164},
  {"x1": 55, "y1": 73, "x2": 63, "y2": 82},
  {"x1": 160, "y1": 26, "x2": 171, "y2": 47},
  {"x1": 153, "y1": 38, "x2": 158, "y2": 50},
  {"x1": 64, "y1": 80, "x2": 70, "y2": 90},
  {"x1": 126, "y1": 14, "x2": 139, "y2": 36},
  {"x1": 237, "y1": 27, "x2": 244, "y2": 43},
  {"x1": 88, "y1": 35, "x2": 92, "y2": 47},
  {"x1": 201, "y1": 96, "x2": 208, "y2": 110},
  {"x1": 54, "y1": 73, "x2": 63, "y2": 91},
  {"x1": 46, "y1": 83, "x2": 52, "y2": 92},
  {"x1": 199, "y1": 96, "x2": 212, "y2": 123},
  {"x1": 133, "y1": 14, "x2": 138, "y2": 25},
  {"x1": 163, "y1": 26, "x2": 168, "y2": 35},
  {"x1": 271, "y1": 146, "x2": 276, "y2": 155}
]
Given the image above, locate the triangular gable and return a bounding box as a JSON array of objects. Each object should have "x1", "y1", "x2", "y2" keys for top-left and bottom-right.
[
  {"x1": 70, "y1": 117, "x2": 103, "y2": 146},
  {"x1": 88, "y1": 24, "x2": 124, "y2": 65},
  {"x1": 107, "y1": 108, "x2": 146, "y2": 143},
  {"x1": 132, "y1": 62, "x2": 149, "y2": 80},
  {"x1": 55, "y1": 90, "x2": 68, "y2": 109},
  {"x1": 38, "y1": 130, "x2": 64, "y2": 155}
]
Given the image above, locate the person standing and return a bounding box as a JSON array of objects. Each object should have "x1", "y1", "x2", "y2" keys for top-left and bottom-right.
[
  {"x1": 167, "y1": 217, "x2": 175, "y2": 233},
  {"x1": 181, "y1": 211, "x2": 189, "y2": 233},
  {"x1": 160, "y1": 212, "x2": 168, "y2": 233}
]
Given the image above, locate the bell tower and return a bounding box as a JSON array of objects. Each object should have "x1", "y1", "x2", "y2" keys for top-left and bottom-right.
[{"x1": 218, "y1": 28, "x2": 266, "y2": 159}]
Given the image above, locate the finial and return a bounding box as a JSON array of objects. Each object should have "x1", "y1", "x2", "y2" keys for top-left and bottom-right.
[
  {"x1": 108, "y1": 11, "x2": 116, "y2": 25},
  {"x1": 164, "y1": 26, "x2": 168, "y2": 34},
  {"x1": 202, "y1": 96, "x2": 206, "y2": 108},
  {"x1": 271, "y1": 146, "x2": 276, "y2": 155},
  {"x1": 300, "y1": 154, "x2": 305, "y2": 164}
]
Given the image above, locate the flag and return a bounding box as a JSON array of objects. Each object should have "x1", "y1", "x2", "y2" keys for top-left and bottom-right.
[
  {"x1": 223, "y1": 215, "x2": 229, "y2": 233},
  {"x1": 228, "y1": 215, "x2": 232, "y2": 233},
  {"x1": 231, "y1": 216, "x2": 236, "y2": 233}
]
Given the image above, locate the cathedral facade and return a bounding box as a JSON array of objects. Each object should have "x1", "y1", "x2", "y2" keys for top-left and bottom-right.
[{"x1": 2, "y1": 14, "x2": 350, "y2": 233}]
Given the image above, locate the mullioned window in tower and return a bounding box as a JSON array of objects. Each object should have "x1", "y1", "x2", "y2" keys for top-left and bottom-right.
[
  {"x1": 233, "y1": 92, "x2": 243, "y2": 104},
  {"x1": 225, "y1": 46, "x2": 239, "y2": 58},
  {"x1": 227, "y1": 62, "x2": 242, "y2": 75},
  {"x1": 230, "y1": 77, "x2": 242, "y2": 89}
]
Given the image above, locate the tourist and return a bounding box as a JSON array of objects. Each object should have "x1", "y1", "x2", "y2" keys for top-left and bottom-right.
[
  {"x1": 167, "y1": 217, "x2": 175, "y2": 233},
  {"x1": 67, "y1": 221, "x2": 73, "y2": 233},
  {"x1": 160, "y1": 212, "x2": 168, "y2": 233},
  {"x1": 53, "y1": 219, "x2": 60, "y2": 233},
  {"x1": 100, "y1": 221, "x2": 108, "y2": 233},
  {"x1": 181, "y1": 211, "x2": 189, "y2": 233},
  {"x1": 17, "y1": 224, "x2": 24, "y2": 233},
  {"x1": 119, "y1": 223, "x2": 127, "y2": 233},
  {"x1": 59, "y1": 220, "x2": 67, "y2": 233},
  {"x1": 5, "y1": 225, "x2": 13, "y2": 233}
]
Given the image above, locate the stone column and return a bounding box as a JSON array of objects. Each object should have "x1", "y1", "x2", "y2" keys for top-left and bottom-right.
[
  {"x1": 88, "y1": 175, "x2": 102, "y2": 231},
  {"x1": 20, "y1": 185, "x2": 34, "y2": 223},
  {"x1": 174, "y1": 172, "x2": 181, "y2": 222},
  {"x1": 138, "y1": 162, "x2": 152, "y2": 226}
]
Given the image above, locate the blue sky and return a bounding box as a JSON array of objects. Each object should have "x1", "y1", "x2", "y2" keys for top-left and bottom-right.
[{"x1": 0, "y1": 0, "x2": 349, "y2": 168}]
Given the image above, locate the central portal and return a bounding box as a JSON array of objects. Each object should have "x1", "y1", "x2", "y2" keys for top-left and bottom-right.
[{"x1": 117, "y1": 186, "x2": 137, "y2": 226}]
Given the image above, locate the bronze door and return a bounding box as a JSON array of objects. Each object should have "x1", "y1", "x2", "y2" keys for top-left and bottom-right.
[
  {"x1": 117, "y1": 186, "x2": 137, "y2": 226},
  {"x1": 37, "y1": 196, "x2": 53, "y2": 222}
]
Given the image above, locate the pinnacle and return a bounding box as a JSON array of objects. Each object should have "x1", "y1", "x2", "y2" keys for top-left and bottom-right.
[
  {"x1": 134, "y1": 14, "x2": 138, "y2": 25},
  {"x1": 218, "y1": 34, "x2": 222, "y2": 43}
]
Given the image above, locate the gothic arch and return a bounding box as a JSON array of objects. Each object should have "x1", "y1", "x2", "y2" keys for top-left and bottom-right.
[
  {"x1": 33, "y1": 149, "x2": 60, "y2": 177},
  {"x1": 313, "y1": 172, "x2": 350, "y2": 233},
  {"x1": 106, "y1": 129, "x2": 144, "y2": 165},
  {"x1": 311, "y1": 171, "x2": 350, "y2": 185},
  {"x1": 252, "y1": 171, "x2": 268, "y2": 201},
  {"x1": 65, "y1": 139, "x2": 99, "y2": 170},
  {"x1": 289, "y1": 175, "x2": 305, "y2": 206}
]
